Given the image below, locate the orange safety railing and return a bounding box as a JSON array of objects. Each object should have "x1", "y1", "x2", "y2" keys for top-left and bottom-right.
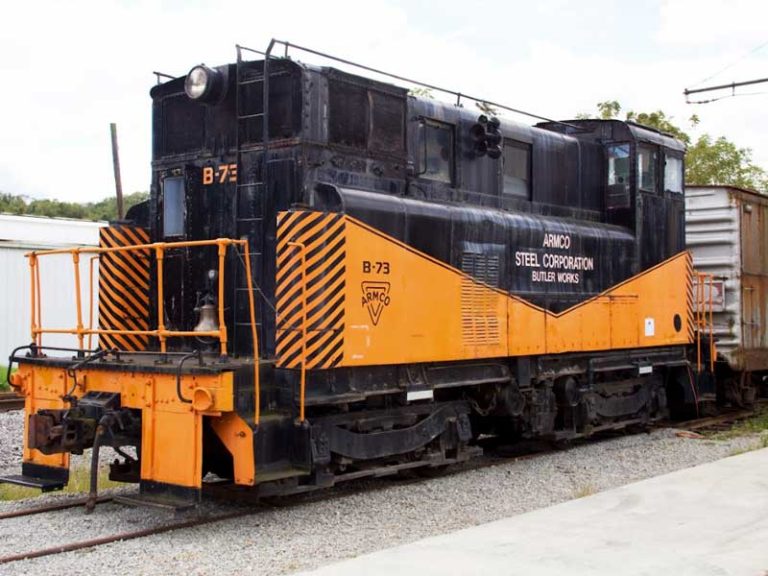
[
  {"x1": 26, "y1": 238, "x2": 261, "y2": 423},
  {"x1": 694, "y1": 271, "x2": 716, "y2": 374}
]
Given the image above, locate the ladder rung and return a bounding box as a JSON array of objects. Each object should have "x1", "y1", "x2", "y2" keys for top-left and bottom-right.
[
  {"x1": 237, "y1": 217, "x2": 263, "y2": 223},
  {"x1": 238, "y1": 78, "x2": 263, "y2": 86},
  {"x1": 238, "y1": 113, "x2": 264, "y2": 120},
  {"x1": 236, "y1": 150, "x2": 264, "y2": 158}
]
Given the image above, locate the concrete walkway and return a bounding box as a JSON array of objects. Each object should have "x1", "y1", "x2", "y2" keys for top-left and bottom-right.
[{"x1": 298, "y1": 448, "x2": 768, "y2": 576}]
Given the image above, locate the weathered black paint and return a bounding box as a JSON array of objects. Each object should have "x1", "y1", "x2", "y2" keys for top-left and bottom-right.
[
  {"x1": 146, "y1": 59, "x2": 686, "y2": 361},
  {"x1": 102, "y1": 55, "x2": 693, "y2": 483}
]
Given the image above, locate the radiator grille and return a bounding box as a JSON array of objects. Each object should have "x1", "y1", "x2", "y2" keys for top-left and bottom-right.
[{"x1": 461, "y1": 252, "x2": 500, "y2": 346}]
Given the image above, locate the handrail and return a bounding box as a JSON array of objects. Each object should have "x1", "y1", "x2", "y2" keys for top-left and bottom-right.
[
  {"x1": 268, "y1": 38, "x2": 578, "y2": 129},
  {"x1": 27, "y1": 237, "x2": 262, "y2": 424},
  {"x1": 287, "y1": 240, "x2": 307, "y2": 423},
  {"x1": 87, "y1": 256, "x2": 99, "y2": 350},
  {"x1": 694, "y1": 272, "x2": 716, "y2": 374}
]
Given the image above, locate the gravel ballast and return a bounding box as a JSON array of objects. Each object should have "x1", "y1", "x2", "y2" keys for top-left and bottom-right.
[{"x1": 0, "y1": 407, "x2": 765, "y2": 575}]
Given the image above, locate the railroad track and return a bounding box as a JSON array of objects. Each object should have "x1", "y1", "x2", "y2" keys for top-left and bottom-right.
[
  {"x1": 0, "y1": 444, "x2": 543, "y2": 566},
  {"x1": 0, "y1": 392, "x2": 24, "y2": 412},
  {"x1": 1, "y1": 403, "x2": 765, "y2": 566},
  {"x1": 659, "y1": 399, "x2": 768, "y2": 435},
  {"x1": 0, "y1": 506, "x2": 256, "y2": 565}
]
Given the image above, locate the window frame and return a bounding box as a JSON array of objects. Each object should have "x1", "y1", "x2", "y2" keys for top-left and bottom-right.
[
  {"x1": 501, "y1": 138, "x2": 532, "y2": 199},
  {"x1": 637, "y1": 144, "x2": 660, "y2": 194},
  {"x1": 606, "y1": 142, "x2": 631, "y2": 188},
  {"x1": 162, "y1": 175, "x2": 186, "y2": 239},
  {"x1": 663, "y1": 151, "x2": 684, "y2": 194},
  {"x1": 417, "y1": 118, "x2": 455, "y2": 186}
]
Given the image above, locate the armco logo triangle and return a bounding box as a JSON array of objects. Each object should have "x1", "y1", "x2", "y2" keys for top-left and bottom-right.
[{"x1": 361, "y1": 281, "x2": 391, "y2": 326}]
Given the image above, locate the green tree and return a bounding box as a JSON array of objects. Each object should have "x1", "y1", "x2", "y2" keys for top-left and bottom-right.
[
  {"x1": 0, "y1": 191, "x2": 149, "y2": 221},
  {"x1": 625, "y1": 109, "x2": 697, "y2": 146},
  {"x1": 583, "y1": 101, "x2": 767, "y2": 192},
  {"x1": 409, "y1": 87, "x2": 434, "y2": 99},
  {"x1": 475, "y1": 101, "x2": 500, "y2": 117},
  {"x1": 686, "y1": 135, "x2": 768, "y2": 190},
  {"x1": 597, "y1": 100, "x2": 621, "y2": 120},
  {"x1": 0, "y1": 193, "x2": 28, "y2": 214}
]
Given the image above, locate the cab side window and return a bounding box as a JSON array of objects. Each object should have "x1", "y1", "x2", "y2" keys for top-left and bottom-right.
[
  {"x1": 664, "y1": 153, "x2": 684, "y2": 194},
  {"x1": 607, "y1": 144, "x2": 630, "y2": 190},
  {"x1": 418, "y1": 119, "x2": 454, "y2": 184},
  {"x1": 502, "y1": 139, "x2": 531, "y2": 199},
  {"x1": 162, "y1": 176, "x2": 185, "y2": 238},
  {"x1": 606, "y1": 143, "x2": 631, "y2": 210},
  {"x1": 637, "y1": 145, "x2": 658, "y2": 193}
]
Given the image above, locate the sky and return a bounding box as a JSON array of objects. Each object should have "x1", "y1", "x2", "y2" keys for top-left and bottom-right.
[{"x1": 1, "y1": 0, "x2": 767, "y2": 202}]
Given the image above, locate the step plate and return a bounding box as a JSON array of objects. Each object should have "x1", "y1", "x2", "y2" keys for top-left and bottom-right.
[{"x1": 0, "y1": 474, "x2": 65, "y2": 492}]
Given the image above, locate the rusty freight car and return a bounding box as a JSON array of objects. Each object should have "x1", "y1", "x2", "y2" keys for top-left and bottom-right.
[{"x1": 686, "y1": 185, "x2": 768, "y2": 406}]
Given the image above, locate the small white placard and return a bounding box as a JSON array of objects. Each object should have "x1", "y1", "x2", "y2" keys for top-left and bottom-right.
[
  {"x1": 407, "y1": 390, "x2": 434, "y2": 402},
  {"x1": 638, "y1": 365, "x2": 653, "y2": 375},
  {"x1": 644, "y1": 317, "x2": 655, "y2": 337}
]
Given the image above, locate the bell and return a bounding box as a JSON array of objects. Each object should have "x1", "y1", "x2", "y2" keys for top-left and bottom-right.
[{"x1": 194, "y1": 302, "x2": 219, "y2": 333}]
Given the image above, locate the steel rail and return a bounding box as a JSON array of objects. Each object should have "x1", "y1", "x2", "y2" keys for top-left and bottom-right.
[
  {"x1": 0, "y1": 392, "x2": 24, "y2": 412},
  {"x1": 665, "y1": 401, "x2": 768, "y2": 433},
  {"x1": 0, "y1": 497, "x2": 112, "y2": 520},
  {"x1": 0, "y1": 508, "x2": 256, "y2": 566}
]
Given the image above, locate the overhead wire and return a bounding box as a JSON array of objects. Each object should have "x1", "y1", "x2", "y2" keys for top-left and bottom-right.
[
  {"x1": 688, "y1": 38, "x2": 768, "y2": 88},
  {"x1": 686, "y1": 90, "x2": 768, "y2": 105}
]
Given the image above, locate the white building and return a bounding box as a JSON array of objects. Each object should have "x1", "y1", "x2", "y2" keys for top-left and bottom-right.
[{"x1": 0, "y1": 214, "x2": 106, "y2": 359}]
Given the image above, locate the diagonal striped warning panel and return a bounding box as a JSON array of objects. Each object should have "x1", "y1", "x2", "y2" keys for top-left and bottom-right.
[
  {"x1": 276, "y1": 211, "x2": 346, "y2": 370},
  {"x1": 686, "y1": 252, "x2": 695, "y2": 342},
  {"x1": 98, "y1": 225, "x2": 151, "y2": 351}
]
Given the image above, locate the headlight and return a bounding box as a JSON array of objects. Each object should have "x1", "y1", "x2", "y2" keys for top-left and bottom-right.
[{"x1": 184, "y1": 64, "x2": 223, "y2": 102}]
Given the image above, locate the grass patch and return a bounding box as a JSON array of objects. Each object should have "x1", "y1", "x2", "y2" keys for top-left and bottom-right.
[
  {"x1": 711, "y1": 408, "x2": 768, "y2": 440},
  {"x1": 0, "y1": 464, "x2": 122, "y2": 501},
  {"x1": 573, "y1": 483, "x2": 597, "y2": 499},
  {"x1": 0, "y1": 365, "x2": 12, "y2": 391},
  {"x1": 728, "y1": 446, "x2": 755, "y2": 457},
  {"x1": 727, "y1": 433, "x2": 768, "y2": 457}
]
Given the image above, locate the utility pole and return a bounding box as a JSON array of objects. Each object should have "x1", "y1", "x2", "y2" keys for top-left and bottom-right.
[
  {"x1": 684, "y1": 77, "x2": 768, "y2": 102},
  {"x1": 110, "y1": 123, "x2": 124, "y2": 220}
]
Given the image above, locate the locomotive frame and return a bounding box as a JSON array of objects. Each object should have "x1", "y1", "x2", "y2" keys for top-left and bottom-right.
[{"x1": 3, "y1": 40, "x2": 716, "y2": 508}]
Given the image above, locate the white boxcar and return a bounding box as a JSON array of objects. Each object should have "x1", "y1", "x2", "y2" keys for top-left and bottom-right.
[
  {"x1": 0, "y1": 214, "x2": 105, "y2": 358},
  {"x1": 685, "y1": 186, "x2": 768, "y2": 374}
]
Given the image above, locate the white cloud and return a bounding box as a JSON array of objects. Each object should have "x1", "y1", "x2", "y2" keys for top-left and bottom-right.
[
  {"x1": 658, "y1": 0, "x2": 768, "y2": 47},
  {"x1": 1, "y1": 0, "x2": 767, "y2": 202}
]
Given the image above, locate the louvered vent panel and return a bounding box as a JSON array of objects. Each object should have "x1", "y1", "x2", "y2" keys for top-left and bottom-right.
[{"x1": 461, "y1": 252, "x2": 500, "y2": 346}]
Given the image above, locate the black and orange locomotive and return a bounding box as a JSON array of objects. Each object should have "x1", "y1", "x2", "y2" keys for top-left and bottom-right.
[{"x1": 4, "y1": 41, "x2": 710, "y2": 508}]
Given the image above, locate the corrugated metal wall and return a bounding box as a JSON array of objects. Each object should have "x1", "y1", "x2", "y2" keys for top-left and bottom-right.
[
  {"x1": 0, "y1": 216, "x2": 105, "y2": 360},
  {"x1": 686, "y1": 186, "x2": 768, "y2": 372}
]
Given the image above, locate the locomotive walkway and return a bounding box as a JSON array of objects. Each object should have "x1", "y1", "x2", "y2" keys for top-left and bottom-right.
[{"x1": 299, "y1": 447, "x2": 768, "y2": 575}]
